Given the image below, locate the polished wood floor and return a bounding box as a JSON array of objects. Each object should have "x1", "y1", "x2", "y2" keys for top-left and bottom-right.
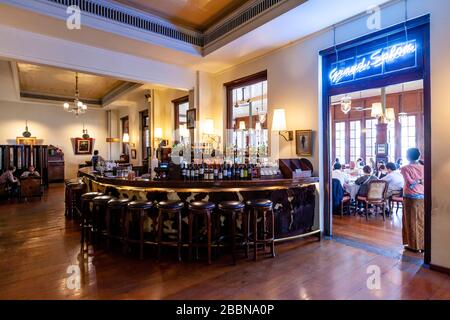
[{"x1": 0, "y1": 185, "x2": 449, "y2": 300}]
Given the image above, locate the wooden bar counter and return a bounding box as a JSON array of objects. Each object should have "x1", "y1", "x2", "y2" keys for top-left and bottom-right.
[{"x1": 78, "y1": 167, "x2": 321, "y2": 242}]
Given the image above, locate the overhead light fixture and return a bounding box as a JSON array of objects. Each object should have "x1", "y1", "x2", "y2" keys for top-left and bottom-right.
[
  {"x1": 272, "y1": 108, "x2": 293, "y2": 141},
  {"x1": 340, "y1": 95, "x2": 352, "y2": 114},
  {"x1": 63, "y1": 72, "x2": 87, "y2": 116},
  {"x1": 385, "y1": 108, "x2": 396, "y2": 122},
  {"x1": 371, "y1": 102, "x2": 384, "y2": 118}
]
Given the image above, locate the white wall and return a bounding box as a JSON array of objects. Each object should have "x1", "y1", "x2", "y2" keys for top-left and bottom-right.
[
  {"x1": 0, "y1": 100, "x2": 110, "y2": 179},
  {"x1": 205, "y1": 0, "x2": 450, "y2": 269}
]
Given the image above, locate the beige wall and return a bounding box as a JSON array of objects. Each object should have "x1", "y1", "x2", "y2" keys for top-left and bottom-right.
[
  {"x1": 201, "y1": 0, "x2": 450, "y2": 269},
  {"x1": 0, "y1": 100, "x2": 110, "y2": 179}
]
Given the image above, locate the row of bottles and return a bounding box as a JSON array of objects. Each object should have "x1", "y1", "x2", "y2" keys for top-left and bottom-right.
[{"x1": 180, "y1": 162, "x2": 260, "y2": 181}]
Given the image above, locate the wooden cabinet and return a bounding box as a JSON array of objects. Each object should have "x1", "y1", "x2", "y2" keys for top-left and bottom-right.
[{"x1": 48, "y1": 161, "x2": 64, "y2": 182}]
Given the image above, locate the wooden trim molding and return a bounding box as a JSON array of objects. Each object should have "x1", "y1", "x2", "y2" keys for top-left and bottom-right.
[
  {"x1": 429, "y1": 264, "x2": 450, "y2": 275},
  {"x1": 173, "y1": 95, "x2": 189, "y2": 130}
]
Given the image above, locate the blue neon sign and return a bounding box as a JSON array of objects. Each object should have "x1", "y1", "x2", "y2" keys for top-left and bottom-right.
[{"x1": 329, "y1": 40, "x2": 418, "y2": 85}]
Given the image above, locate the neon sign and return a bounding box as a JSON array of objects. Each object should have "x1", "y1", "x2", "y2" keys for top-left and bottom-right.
[{"x1": 329, "y1": 40, "x2": 417, "y2": 85}]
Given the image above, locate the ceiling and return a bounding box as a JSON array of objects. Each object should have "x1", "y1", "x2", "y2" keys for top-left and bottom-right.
[
  {"x1": 113, "y1": 0, "x2": 249, "y2": 30},
  {"x1": 17, "y1": 63, "x2": 128, "y2": 103}
]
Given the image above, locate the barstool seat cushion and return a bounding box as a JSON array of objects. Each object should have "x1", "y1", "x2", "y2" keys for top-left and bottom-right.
[
  {"x1": 67, "y1": 182, "x2": 85, "y2": 190},
  {"x1": 93, "y1": 195, "x2": 115, "y2": 205},
  {"x1": 157, "y1": 200, "x2": 184, "y2": 210},
  {"x1": 246, "y1": 199, "x2": 273, "y2": 208},
  {"x1": 65, "y1": 178, "x2": 81, "y2": 185},
  {"x1": 81, "y1": 192, "x2": 104, "y2": 201},
  {"x1": 218, "y1": 201, "x2": 245, "y2": 211},
  {"x1": 128, "y1": 201, "x2": 153, "y2": 210},
  {"x1": 188, "y1": 201, "x2": 216, "y2": 211},
  {"x1": 108, "y1": 198, "x2": 131, "y2": 208}
]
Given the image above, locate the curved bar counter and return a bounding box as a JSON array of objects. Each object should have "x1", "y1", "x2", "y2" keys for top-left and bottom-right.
[{"x1": 78, "y1": 167, "x2": 321, "y2": 242}]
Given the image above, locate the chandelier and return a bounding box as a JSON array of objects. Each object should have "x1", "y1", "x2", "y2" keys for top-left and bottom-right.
[{"x1": 63, "y1": 73, "x2": 87, "y2": 116}]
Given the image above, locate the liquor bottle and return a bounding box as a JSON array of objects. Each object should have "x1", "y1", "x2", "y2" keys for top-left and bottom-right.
[
  {"x1": 231, "y1": 164, "x2": 236, "y2": 180},
  {"x1": 190, "y1": 164, "x2": 194, "y2": 181},
  {"x1": 194, "y1": 164, "x2": 199, "y2": 181},
  {"x1": 218, "y1": 165, "x2": 223, "y2": 180},
  {"x1": 181, "y1": 162, "x2": 187, "y2": 181},
  {"x1": 223, "y1": 162, "x2": 228, "y2": 180},
  {"x1": 209, "y1": 165, "x2": 214, "y2": 180},
  {"x1": 214, "y1": 164, "x2": 219, "y2": 180},
  {"x1": 227, "y1": 164, "x2": 232, "y2": 180},
  {"x1": 199, "y1": 162, "x2": 204, "y2": 180},
  {"x1": 240, "y1": 165, "x2": 245, "y2": 180}
]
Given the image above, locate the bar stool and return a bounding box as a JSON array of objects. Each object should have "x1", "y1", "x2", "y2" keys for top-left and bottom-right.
[
  {"x1": 246, "y1": 199, "x2": 275, "y2": 261},
  {"x1": 92, "y1": 195, "x2": 116, "y2": 244},
  {"x1": 125, "y1": 201, "x2": 154, "y2": 260},
  {"x1": 218, "y1": 201, "x2": 247, "y2": 265},
  {"x1": 80, "y1": 192, "x2": 104, "y2": 252},
  {"x1": 156, "y1": 200, "x2": 185, "y2": 262},
  {"x1": 188, "y1": 201, "x2": 216, "y2": 264},
  {"x1": 106, "y1": 198, "x2": 131, "y2": 251},
  {"x1": 65, "y1": 180, "x2": 85, "y2": 218}
]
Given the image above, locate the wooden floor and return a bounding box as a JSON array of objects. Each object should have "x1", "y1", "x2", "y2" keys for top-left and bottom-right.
[{"x1": 0, "y1": 185, "x2": 449, "y2": 300}]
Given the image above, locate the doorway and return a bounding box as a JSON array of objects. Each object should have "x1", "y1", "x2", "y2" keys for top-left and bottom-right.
[{"x1": 320, "y1": 15, "x2": 431, "y2": 264}]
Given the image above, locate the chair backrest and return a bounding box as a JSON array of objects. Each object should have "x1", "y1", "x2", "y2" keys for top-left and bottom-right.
[
  {"x1": 367, "y1": 180, "x2": 388, "y2": 201},
  {"x1": 332, "y1": 178, "x2": 344, "y2": 208},
  {"x1": 20, "y1": 177, "x2": 42, "y2": 198}
]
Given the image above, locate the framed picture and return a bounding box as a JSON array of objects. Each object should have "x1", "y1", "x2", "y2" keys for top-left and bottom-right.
[
  {"x1": 75, "y1": 138, "x2": 93, "y2": 155},
  {"x1": 131, "y1": 149, "x2": 137, "y2": 160},
  {"x1": 296, "y1": 130, "x2": 313, "y2": 156},
  {"x1": 16, "y1": 137, "x2": 37, "y2": 146},
  {"x1": 186, "y1": 109, "x2": 196, "y2": 129}
]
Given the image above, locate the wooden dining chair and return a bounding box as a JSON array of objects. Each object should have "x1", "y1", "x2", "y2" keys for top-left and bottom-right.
[
  {"x1": 356, "y1": 180, "x2": 388, "y2": 221},
  {"x1": 389, "y1": 194, "x2": 404, "y2": 216}
]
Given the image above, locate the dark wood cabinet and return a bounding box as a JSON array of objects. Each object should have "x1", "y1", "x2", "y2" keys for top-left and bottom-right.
[{"x1": 47, "y1": 145, "x2": 64, "y2": 183}]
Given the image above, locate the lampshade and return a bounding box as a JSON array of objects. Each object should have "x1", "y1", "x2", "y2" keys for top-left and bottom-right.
[
  {"x1": 272, "y1": 108, "x2": 287, "y2": 131},
  {"x1": 154, "y1": 128, "x2": 163, "y2": 139},
  {"x1": 255, "y1": 122, "x2": 262, "y2": 131},
  {"x1": 122, "y1": 133, "x2": 130, "y2": 143},
  {"x1": 385, "y1": 108, "x2": 396, "y2": 122},
  {"x1": 203, "y1": 119, "x2": 214, "y2": 135},
  {"x1": 239, "y1": 121, "x2": 246, "y2": 130},
  {"x1": 371, "y1": 103, "x2": 383, "y2": 118}
]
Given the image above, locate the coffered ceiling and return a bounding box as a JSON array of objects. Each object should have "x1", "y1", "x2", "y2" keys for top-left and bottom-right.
[
  {"x1": 16, "y1": 62, "x2": 139, "y2": 105},
  {"x1": 113, "y1": 0, "x2": 249, "y2": 30}
]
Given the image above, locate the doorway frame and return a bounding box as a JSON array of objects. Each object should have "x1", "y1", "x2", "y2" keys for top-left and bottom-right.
[{"x1": 319, "y1": 15, "x2": 431, "y2": 265}]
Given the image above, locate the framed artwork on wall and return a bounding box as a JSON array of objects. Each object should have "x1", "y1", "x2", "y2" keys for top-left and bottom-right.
[
  {"x1": 16, "y1": 137, "x2": 37, "y2": 146},
  {"x1": 131, "y1": 149, "x2": 137, "y2": 160},
  {"x1": 74, "y1": 138, "x2": 93, "y2": 155},
  {"x1": 186, "y1": 109, "x2": 196, "y2": 129},
  {"x1": 296, "y1": 130, "x2": 313, "y2": 156}
]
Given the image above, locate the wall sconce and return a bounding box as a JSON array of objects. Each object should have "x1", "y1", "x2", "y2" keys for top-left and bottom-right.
[
  {"x1": 122, "y1": 132, "x2": 130, "y2": 143},
  {"x1": 385, "y1": 108, "x2": 396, "y2": 122},
  {"x1": 371, "y1": 103, "x2": 383, "y2": 118},
  {"x1": 239, "y1": 121, "x2": 246, "y2": 131},
  {"x1": 272, "y1": 108, "x2": 293, "y2": 141},
  {"x1": 203, "y1": 119, "x2": 215, "y2": 135},
  {"x1": 154, "y1": 128, "x2": 163, "y2": 140}
]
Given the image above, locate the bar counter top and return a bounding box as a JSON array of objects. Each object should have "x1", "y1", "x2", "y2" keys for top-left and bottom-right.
[{"x1": 78, "y1": 167, "x2": 319, "y2": 192}]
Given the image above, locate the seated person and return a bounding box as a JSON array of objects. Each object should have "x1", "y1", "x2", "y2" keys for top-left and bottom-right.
[
  {"x1": 355, "y1": 165, "x2": 377, "y2": 197},
  {"x1": 382, "y1": 162, "x2": 404, "y2": 197},
  {"x1": 348, "y1": 161, "x2": 359, "y2": 176},
  {"x1": 332, "y1": 163, "x2": 348, "y2": 188},
  {"x1": 0, "y1": 166, "x2": 20, "y2": 194},
  {"x1": 20, "y1": 165, "x2": 40, "y2": 178},
  {"x1": 377, "y1": 164, "x2": 387, "y2": 179}
]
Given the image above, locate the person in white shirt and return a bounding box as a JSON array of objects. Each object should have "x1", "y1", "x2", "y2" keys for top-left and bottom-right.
[
  {"x1": 382, "y1": 162, "x2": 404, "y2": 197},
  {"x1": 332, "y1": 163, "x2": 348, "y2": 188}
]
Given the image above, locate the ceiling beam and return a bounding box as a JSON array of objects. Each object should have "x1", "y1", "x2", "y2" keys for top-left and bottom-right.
[{"x1": 102, "y1": 82, "x2": 142, "y2": 107}]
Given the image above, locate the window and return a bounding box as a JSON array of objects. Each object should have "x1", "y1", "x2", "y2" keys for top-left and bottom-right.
[
  {"x1": 401, "y1": 115, "x2": 417, "y2": 159},
  {"x1": 225, "y1": 71, "x2": 268, "y2": 161},
  {"x1": 365, "y1": 119, "x2": 377, "y2": 164},
  {"x1": 140, "y1": 110, "x2": 150, "y2": 160},
  {"x1": 335, "y1": 122, "x2": 346, "y2": 164},
  {"x1": 173, "y1": 96, "x2": 189, "y2": 143},
  {"x1": 349, "y1": 121, "x2": 361, "y2": 162}
]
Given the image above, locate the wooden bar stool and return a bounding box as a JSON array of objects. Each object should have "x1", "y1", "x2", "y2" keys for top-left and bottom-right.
[
  {"x1": 80, "y1": 192, "x2": 103, "y2": 252},
  {"x1": 106, "y1": 198, "x2": 131, "y2": 251},
  {"x1": 218, "y1": 201, "x2": 247, "y2": 265},
  {"x1": 92, "y1": 195, "x2": 116, "y2": 244},
  {"x1": 188, "y1": 201, "x2": 216, "y2": 264},
  {"x1": 125, "y1": 201, "x2": 154, "y2": 260},
  {"x1": 156, "y1": 200, "x2": 185, "y2": 262},
  {"x1": 65, "y1": 181, "x2": 85, "y2": 218},
  {"x1": 246, "y1": 199, "x2": 275, "y2": 261}
]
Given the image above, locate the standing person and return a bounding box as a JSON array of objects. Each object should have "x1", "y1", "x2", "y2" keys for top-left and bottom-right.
[
  {"x1": 91, "y1": 150, "x2": 105, "y2": 170},
  {"x1": 400, "y1": 148, "x2": 424, "y2": 252}
]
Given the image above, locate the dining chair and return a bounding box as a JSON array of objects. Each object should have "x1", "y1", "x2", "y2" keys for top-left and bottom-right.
[{"x1": 356, "y1": 180, "x2": 388, "y2": 221}]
